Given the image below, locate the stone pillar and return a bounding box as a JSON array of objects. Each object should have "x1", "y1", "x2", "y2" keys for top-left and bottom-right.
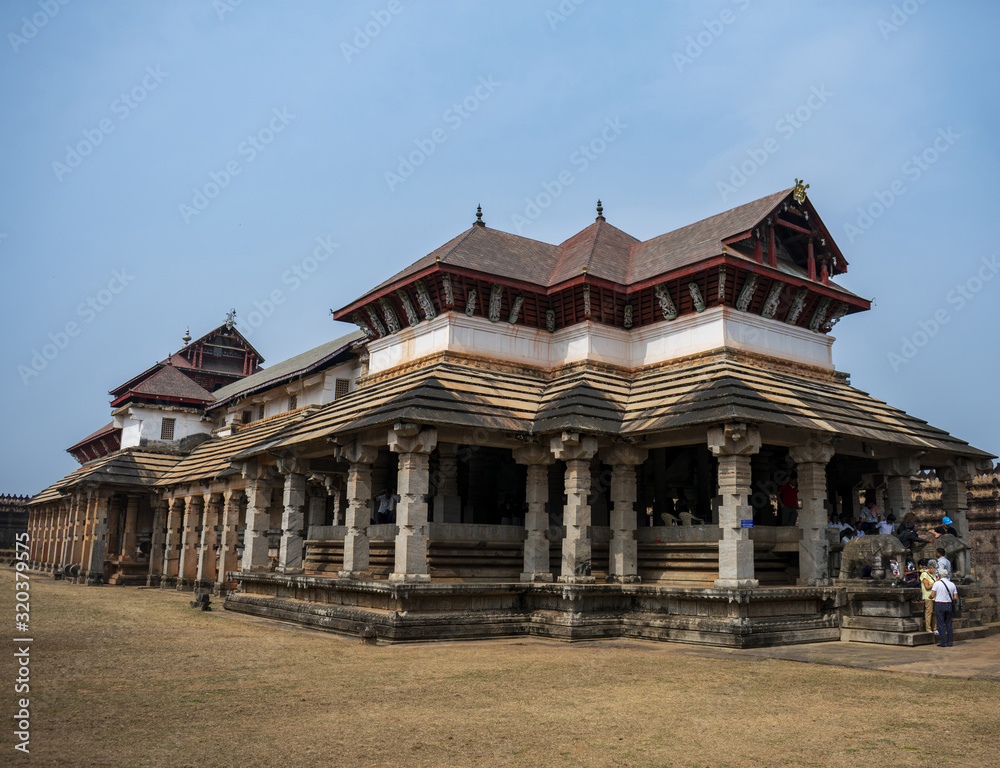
[
  {"x1": 84, "y1": 492, "x2": 113, "y2": 585},
  {"x1": 791, "y1": 441, "x2": 836, "y2": 586},
  {"x1": 278, "y1": 469, "x2": 307, "y2": 574},
  {"x1": 196, "y1": 493, "x2": 221, "y2": 587},
  {"x1": 708, "y1": 423, "x2": 761, "y2": 588},
  {"x1": 939, "y1": 458, "x2": 975, "y2": 575},
  {"x1": 603, "y1": 443, "x2": 649, "y2": 584},
  {"x1": 241, "y1": 478, "x2": 273, "y2": 571},
  {"x1": 62, "y1": 494, "x2": 83, "y2": 568},
  {"x1": 72, "y1": 491, "x2": 93, "y2": 569},
  {"x1": 161, "y1": 498, "x2": 184, "y2": 586},
  {"x1": 550, "y1": 432, "x2": 599, "y2": 584},
  {"x1": 177, "y1": 495, "x2": 203, "y2": 588},
  {"x1": 338, "y1": 442, "x2": 379, "y2": 579},
  {"x1": 433, "y1": 443, "x2": 462, "y2": 523},
  {"x1": 214, "y1": 489, "x2": 243, "y2": 595},
  {"x1": 121, "y1": 493, "x2": 141, "y2": 559},
  {"x1": 388, "y1": 424, "x2": 438, "y2": 583},
  {"x1": 880, "y1": 456, "x2": 920, "y2": 523},
  {"x1": 146, "y1": 499, "x2": 167, "y2": 586},
  {"x1": 513, "y1": 442, "x2": 556, "y2": 582}
]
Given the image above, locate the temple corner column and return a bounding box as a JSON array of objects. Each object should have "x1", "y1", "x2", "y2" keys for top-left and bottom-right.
[
  {"x1": 603, "y1": 442, "x2": 648, "y2": 585},
  {"x1": 708, "y1": 423, "x2": 761, "y2": 588},
  {"x1": 388, "y1": 423, "x2": 437, "y2": 583},
  {"x1": 551, "y1": 432, "x2": 599, "y2": 584},
  {"x1": 791, "y1": 439, "x2": 837, "y2": 586},
  {"x1": 513, "y1": 442, "x2": 556, "y2": 583},
  {"x1": 337, "y1": 442, "x2": 379, "y2": 579}
]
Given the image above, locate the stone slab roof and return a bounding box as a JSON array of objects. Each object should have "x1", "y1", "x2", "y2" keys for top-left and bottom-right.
[
  {"x1": 29, "y1": 449, "x2": 183, "y2": 505},
  {"x1": 122, "y1": 364, "x2": 216, "y2": 403},
  {"x1": 230, "y1": 353, "x2": 992, "y2": 463},
  {"x1": 155, "y1": 410, "x2": 313, "y2": 487}
]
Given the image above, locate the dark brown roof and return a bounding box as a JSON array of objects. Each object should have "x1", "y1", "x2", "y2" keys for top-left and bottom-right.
[
  {"x1": 339, "y1": 188, "x2": 849, "y2": 315},
  {"x1": 29, "y1": 449, "x2": 183, "y2": 505},
  {"x1": 122, "y1": 364, "x2": 216, "y2": 403},
  {"x1": 65, "y1": 422, "x2": 120, "y2": 453}
]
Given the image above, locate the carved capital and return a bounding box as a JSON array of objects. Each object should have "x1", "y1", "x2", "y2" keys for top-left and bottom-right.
[
  {"x1": 275, "y1": 453, "x2": 310, "y2": 477},
  {"x1": 602, "y1": 442, "x2": 649, "y2": 467},
  {"x1": 550, "y1": 432, "x2": 598, "y2": 462},
  {"x1": 939, "y1": 458, "x2": 976, "y2": 484},
  {"x1": 878, "y1": 456, "x2": 921, "y2": 478},
  {"x1": 707, "y1": 423, "x2": 761, "y2": 457},
  {"x1": 388, "y1": 425, "x2": 438, "y2": 455},
  {"x1": 789, "y1": 439, "x2": 836, "y2": 466},
  {"x1": 512, "y1": 441, "x2": 555, "y2": 466},
  {"x1": 336, "y1": 441, "x2": 379, "y2": 465}
]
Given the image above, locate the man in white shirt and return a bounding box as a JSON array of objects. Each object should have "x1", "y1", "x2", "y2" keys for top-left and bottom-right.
[
  {"x1": 930, "y1": 569, "x2": 959, "y2": 647},
  {"x1": 876, "y1": 514, "x2": 896, "y2": 535}
]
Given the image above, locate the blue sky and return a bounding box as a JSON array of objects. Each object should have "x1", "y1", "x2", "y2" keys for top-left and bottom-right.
[{"x1": 1, "y1": 0, "x2": 997, "y2": 495}]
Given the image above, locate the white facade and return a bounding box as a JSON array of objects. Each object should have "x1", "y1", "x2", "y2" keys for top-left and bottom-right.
[
  {"x1": 367, "y1": 307, "x2": 835, "y2": 374},
  {"x1": 114, "y1": 405, "x2": 210, "y2": 448}
]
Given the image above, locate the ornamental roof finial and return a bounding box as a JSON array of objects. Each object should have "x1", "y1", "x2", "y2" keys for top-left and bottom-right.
[
  {"x1": 793, "y1": 179, "x2": 810, "y2": 204},
  {"x1": 596, "y1": 199, "x2": 604, "y2": 219},
  {"x1": 182, "y1": 327, "x2": 192, "y2": 346},
  {"x1": 474, "y1": 204, "x2": 485, "y2": 227}
]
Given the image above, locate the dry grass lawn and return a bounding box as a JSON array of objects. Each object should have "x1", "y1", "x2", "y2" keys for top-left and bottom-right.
[{"x1": 2, "y1": 568, "x2": 998, "y2": 767}]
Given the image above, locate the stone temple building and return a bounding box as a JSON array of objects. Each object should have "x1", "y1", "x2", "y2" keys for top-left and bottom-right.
[{"x1": 26, "y1": 183, "x2": 998, "y2": 646}]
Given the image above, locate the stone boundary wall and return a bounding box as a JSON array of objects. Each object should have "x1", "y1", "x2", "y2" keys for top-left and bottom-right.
[{"x1": 0, "y1": 494, "x2": 29, "y2": 549}]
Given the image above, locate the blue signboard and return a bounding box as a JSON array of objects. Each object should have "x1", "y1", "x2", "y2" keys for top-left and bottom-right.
[{"x1": 740, "y1": 519, "x2": 754, "y2": 528}]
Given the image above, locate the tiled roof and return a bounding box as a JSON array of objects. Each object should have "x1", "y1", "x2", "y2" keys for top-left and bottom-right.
[
  {"x1": 155, "y1": 410, "x2": 312, "y2": 486},
  {"x1": 341, "y1": 188, "x2": 848, "y2": 313},
  {"x1": 124, "y1": 364, "x2": 216, "y2": 403},
  {"x1": 66, "y1": 422, "x2": 120, "y2": 453},
  {"x1": 208, "y1": 330, "x2": 364, "y2": 409}
]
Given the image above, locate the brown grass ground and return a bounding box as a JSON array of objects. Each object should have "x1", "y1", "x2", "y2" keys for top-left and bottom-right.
[{"x1": 2, "y1": 569, "x2": 998, "y2": 768}]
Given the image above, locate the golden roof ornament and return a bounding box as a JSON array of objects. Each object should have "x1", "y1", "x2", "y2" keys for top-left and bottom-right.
[{"x1": 793, "y1": 178, "x2": 810, "y2": 204}]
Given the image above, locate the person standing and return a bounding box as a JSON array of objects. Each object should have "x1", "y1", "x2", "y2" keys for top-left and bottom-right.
[
  {"x1": 918, "y1": 558, "x2": 937, "y2": 637},
  {"x1": 931, "y1": 568, "x2": 959, "y2": 647},
  {"x1": 935, "y1": 547, "x2": 952, "y2": 578},
  {"x1": 778, "y1": 475, "x2": 798, "y2": 526}
]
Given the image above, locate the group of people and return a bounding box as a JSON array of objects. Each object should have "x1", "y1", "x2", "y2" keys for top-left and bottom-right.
[{"x1": 916, "y1": 557, "x2": 960, "y2": 647}]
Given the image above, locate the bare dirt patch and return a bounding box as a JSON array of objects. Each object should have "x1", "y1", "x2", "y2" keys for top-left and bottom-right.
[{"x1": 2, "y1": 569, "x2": 997, "y2": 767}]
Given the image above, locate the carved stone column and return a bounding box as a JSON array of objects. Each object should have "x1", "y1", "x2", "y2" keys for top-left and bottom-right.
[
  {"x1": 214, "y1": 489, "x2": 243, "y2": 595},
  {"x1": 513, "y1": 442, "x2": 556, "y2": 582},
  {"x1": 338, "y1": 442, "x2": 378, "y2": 578},
  {"x1": 708, "y1": 423, "x2": 761, "y2": 588},
  {"x1": 791, "y1": 440, "x2": 836, "y2": 586},
  {"x1": 433, "y1": 443, "x2": 462, "y2": 523},
  {"x1": 85, "y1": 491, "x2": 114, "y2": 585},
  {"x1": 72, "y1": 490, "x2": 93, "y2": 569},
  {"x1": 241, "y1": 475, "x2": 273, "y2": 571},
  {"x1": 121, "y1": 493, "x2": 141, "y2": 560},
  {"x1": 146, "y1": 498, "x2": 167, "y2": 586},
  {"x1": 178, "y1": 495, "x2": 203, "y2": 588},
  {"x1": 388, "y1": 423, "x2": 438, "y2": 582},
  {"x1": 880, "y1": 456, "x2": 921, "y2": 523},
  {"x1": 603, "y1": 443, "x2": 649, "y2": 584},
  {"x1": 161, "y1": 497, "x2": 185, "y2": 586},
  {"x1": 551, "y1": 432, "x2": 599, "y2": 584},
  {"x1": 938, "y1": 458, "x2": 975, "y2": 575},
  {"x1": 277, "y1": 462, "x2": 308, "y2": 574},
  {"x1": 62, "y1": 493, "x2": 83, "y2": 569},
  {"x1": 196, "y1": 493, "x2": 222, "y2": 587}
]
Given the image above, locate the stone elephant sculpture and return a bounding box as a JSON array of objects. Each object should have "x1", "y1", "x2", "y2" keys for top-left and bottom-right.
[
  {"x1": 838, "y1": 534, "x2": 906, "y2": 580},
  {"x1": 913, "y1": 533, "x2": 967, "y2": 574}
]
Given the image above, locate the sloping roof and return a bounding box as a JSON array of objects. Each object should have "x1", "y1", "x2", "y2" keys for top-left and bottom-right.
[
  {"x1": 66, "y1": 422, "x2": 120, "y2": 453},
  {"x1": 231, "y1": 353, "x2": 991, "y2": 463},
  {"x1": 121, "y1": 364, "x2": 216, "y2": 403},
  {"x1": 155, "y1": 411, "x2": 313, "y2": 486},
  {"x1": 338, "y1": 188, "x2": 854, "y2": 314},
  {"x1": 29, "y1": 449, "x2": 183, "y2": 505},
  {"x1": 208, "y1": 330, "x2": 364, "y2": 409}
]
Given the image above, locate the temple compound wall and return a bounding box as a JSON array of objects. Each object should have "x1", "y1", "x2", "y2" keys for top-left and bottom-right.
[{"x1": 0, "y1": 494, "x2": 29, "y2": 549}]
